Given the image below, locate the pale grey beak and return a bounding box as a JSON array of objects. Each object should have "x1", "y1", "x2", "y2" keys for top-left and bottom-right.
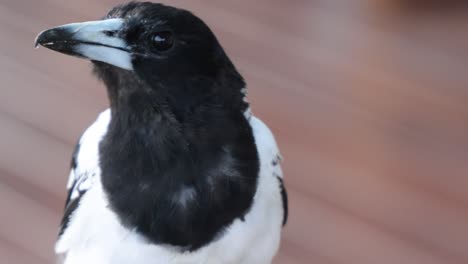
[{"x1": 35, "y1": 18, "x2": 133, "y2": 70}]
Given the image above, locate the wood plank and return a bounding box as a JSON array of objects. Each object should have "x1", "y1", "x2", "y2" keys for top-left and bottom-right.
[
  {"x1": 0, "y1": 182, "x2": 59, "y2": 262},
  {"x1": 0, "y1": 111, "x2": 71, "y2": 196},
  {"x1": 0, "y1": 237, "x2": 47, "y2": 264}
]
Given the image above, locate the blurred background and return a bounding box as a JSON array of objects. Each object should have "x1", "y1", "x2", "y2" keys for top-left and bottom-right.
[{"x1": 1, "y1": 0, "x2": 468, "y2": 263}]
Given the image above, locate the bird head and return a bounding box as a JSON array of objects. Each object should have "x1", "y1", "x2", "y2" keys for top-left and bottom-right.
[{"x1": 35, "y1": 2, "x2": 247, "y2": 118}]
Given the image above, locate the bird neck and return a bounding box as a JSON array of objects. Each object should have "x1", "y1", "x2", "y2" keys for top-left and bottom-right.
[
  {"x1": 97, "y1": 66, "x2": 250, "y2": 123},
  {"x1": 98, "y1": 71, "x2": 259, "y2": 250}
]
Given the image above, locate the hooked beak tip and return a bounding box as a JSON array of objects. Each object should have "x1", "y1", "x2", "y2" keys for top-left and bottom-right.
[
  {"x1": 34, "y1": 28, "x2": 64, "y2": 49},
  {"x1": 34, "y1": 31, "x2": 44, "y2": 49}
]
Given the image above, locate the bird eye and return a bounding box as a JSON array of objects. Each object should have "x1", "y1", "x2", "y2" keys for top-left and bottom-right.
[{"x1": 150, "y1": 31, "x2": 174, "y2": 52}]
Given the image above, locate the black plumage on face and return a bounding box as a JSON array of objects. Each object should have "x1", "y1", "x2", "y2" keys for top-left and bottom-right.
[
  {"x1": 92, "y1": 2, "x2": 246, "y2": 117},
  {"x1": 106, "y1": 2, "x2": 225, "y2": 77}
]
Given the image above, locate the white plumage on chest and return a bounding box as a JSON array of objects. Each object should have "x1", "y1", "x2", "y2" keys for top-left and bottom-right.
[{"x1": 56, "y1": 109, "x2": 284, "y2": 264}]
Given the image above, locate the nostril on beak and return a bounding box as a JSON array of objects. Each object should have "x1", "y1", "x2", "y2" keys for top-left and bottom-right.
[{"x1": 103, "y1": 30, "x2": 118, "y2": 37}]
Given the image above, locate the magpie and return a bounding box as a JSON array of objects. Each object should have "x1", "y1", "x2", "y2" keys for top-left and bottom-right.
[{"x1": 35, "y1": 2, "x2": 288, "y2": 264}]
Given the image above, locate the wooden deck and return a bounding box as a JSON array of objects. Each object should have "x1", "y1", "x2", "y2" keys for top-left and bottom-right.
[{"x1": 1, "y1": 0, "x2": 468, "y2": 263}]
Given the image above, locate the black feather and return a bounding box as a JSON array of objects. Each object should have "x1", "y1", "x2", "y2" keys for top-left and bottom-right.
[
  {"x1": 92, "y1": 2, "x2": 258, "y2": 251},
  {"x1": 59, "y1": 141, "x2": 84, "y2": 236},
  {"x1": 277, "y1": 177, "x2": 288, "y2": 226}
]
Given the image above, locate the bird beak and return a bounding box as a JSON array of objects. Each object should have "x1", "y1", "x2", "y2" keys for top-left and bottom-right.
[{"x1": 35, "y1": 18, "x2": 133, "y2": 70}]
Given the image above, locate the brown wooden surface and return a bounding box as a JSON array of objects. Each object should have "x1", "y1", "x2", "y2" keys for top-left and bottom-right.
[{"x1": 1, "y1": 0, "x2": 468, "y2": 263}]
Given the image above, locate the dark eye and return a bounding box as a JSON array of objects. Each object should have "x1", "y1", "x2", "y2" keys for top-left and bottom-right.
[{"x1": 150, "y1": 31, "x2": 174, "y2": 52}]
